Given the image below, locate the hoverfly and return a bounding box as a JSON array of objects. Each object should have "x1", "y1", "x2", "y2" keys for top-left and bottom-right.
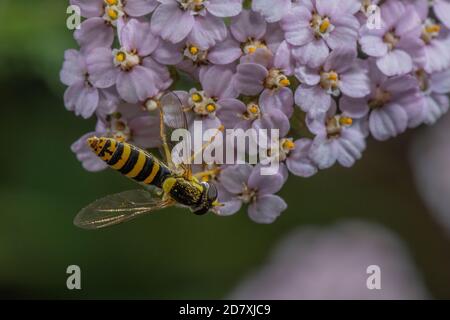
[{"x1": 74, "y1": 93, "x2": 223, "y2": 230}]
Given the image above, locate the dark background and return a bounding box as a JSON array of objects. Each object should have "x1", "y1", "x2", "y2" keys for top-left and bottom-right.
[{"x1": 0, "y1": 0, "x2": 449, "y2": 299}]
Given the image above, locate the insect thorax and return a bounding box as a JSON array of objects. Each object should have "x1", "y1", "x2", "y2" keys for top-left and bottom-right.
[{"x1": 163, "y1": 177, "x2": 204, "y2": 208}]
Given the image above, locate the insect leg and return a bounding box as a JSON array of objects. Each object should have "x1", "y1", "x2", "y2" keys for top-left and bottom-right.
[
  {"x1": 158, "y1": 104, "x2": 174, "y2": 168},
  {"x1": 193, "y1": 168, "x2": 221, "y2": 181},
  {"x1": 188, "y1": 125, "x2": 224, "y2": 168}
]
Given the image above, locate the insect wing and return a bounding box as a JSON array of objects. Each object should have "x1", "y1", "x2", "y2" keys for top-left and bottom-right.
[
  {"x1": 158, "y1": 92, "x2": 192, "y2": 176},
  {"x1": 160, "y1": 92, "x2": 188, "y2": 130},
  {"x1": 74, "y1": 189, "x2": 174, "y2": 230}
]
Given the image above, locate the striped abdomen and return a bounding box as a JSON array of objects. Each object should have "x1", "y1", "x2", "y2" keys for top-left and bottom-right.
[{"x1": 88, "y1": 137, "x2": 171, "y2": 188}]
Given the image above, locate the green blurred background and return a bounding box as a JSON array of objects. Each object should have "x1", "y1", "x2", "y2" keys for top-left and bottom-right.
[{"x1": 1, "y1": 0, "x2": 450, "y2": 299}]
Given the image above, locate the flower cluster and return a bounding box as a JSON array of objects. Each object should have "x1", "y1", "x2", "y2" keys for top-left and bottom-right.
[{"x1": 61, "y1": 0, "x2": 450, "y2": 224}]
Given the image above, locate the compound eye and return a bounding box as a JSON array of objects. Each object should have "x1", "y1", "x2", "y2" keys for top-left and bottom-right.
[{"x1": 207, "y1": 183, "x2": 218, "y2": 201}]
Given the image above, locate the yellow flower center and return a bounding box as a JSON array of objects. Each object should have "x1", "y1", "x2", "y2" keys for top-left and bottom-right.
[
  {"x1": 189, "y1": 45, "x2": 199, "y2": 55},
  {"x1": 107, "y1": 8, "x2": 119, "y2": 20},
  {"x1": 113, "y1": 49, "x2": 141, "y2": 71},
  {"x1": 191, "y1": 93, "x2": 203, "y2": 103},
  {"x1": 320, "y1": 71, "x2": 340, "y2": 95},
  {"x1": 184, "y1": 44, "x2": 208, "y2": 65},
  {"x1": 339, "y1": 117, "x2": 353, "y2": 126},
  {"x1": 265, "y1": 69, "x2": 291, "y2": 90},
  {"x1": 326, "y1": 116, "x2": 353, "y2": 138},
  {"x1": 279, "y1": 78, "x2": 291, "y2": 87},
  {"x1": 243, "y1": 39, "x2": 269, "y2": 55},
  {"x1": 206, "y1": 103, "x2": 216, "y2": 113},
  {"x1": 241, "y1": 102, "x2": 260, "y2": 121},
  {"x1": 311, "y1": 14, "x2": 335, "y2": 38},
  {"x1": 249, "y1": 105, "x2": 259, "y2": 114},
  {"x1": 115, "y1": 51, "x2": 126, "y2": 62},
  {"x1": 426, "y1": 24, "x2": 440, "y2": 34},
  {"x1": 327, "y1": 71, "x2": 338, "y2": 81},
  {"x1": 319, "y1": 19, "x2": 331, "y2": 34},
  {"x1": 189, "y1": 90, "x2": 218, "y2": 116},
  {"x1": 282, "y1": 139, "x2": 296, "y2": 151},
  {"x1": 269, "y1": 138, "x2": 296, "y2": 161},
  {"x1": 103, "y1": 0, "x2": 124, "y2": 24},
  {"x1": 421, "y1": 20, "x2": 441, "y2": 44}
]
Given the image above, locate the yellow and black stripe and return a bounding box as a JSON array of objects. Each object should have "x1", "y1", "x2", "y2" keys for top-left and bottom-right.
[{"x1": 88, "y1": 137, "x2": 171, "y2": 188}]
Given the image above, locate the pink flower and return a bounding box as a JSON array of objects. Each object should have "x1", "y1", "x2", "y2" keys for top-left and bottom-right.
[
  {"x1": 234, "y1": 47, "x2": 295, "y2": 118},
  {"x1": 86, "y1": 19, "x2": 172, "y2": 103},
  {"x1": 416, "y1": 68, "x2": 450, "y2": 125},
  {"x1": 60, "y1": 49, "x2": 118, "y2": 118},
  {"x1": 150, "y1": 0, "x2": 242, "y2": 49},
  {"x1": 70, "y1": 0, "x2": 158, "y2": 50},
  {"x1": 264, "y1": 138, "x2": 318, "y2": 178},
  {"x1": 340, "y1": 60, "x2": 424, "y2": 141},
  {"x1": 295, "y1": 47, "x2": 370, "y2": 120},
  {"x1": 307, "y1": 102, "x2": 366, "y2": 169},
  {"x1": 230, "y1": 9, "x2": 285, "y2": 56},
  {"x1": 61, "y1": 0, "x2": 450, "y2": 225},
  {"x1": 173, "y1": 8, "x2": 286, "y2": 76},
  {"x1": 216, "y1": 164, "x2": 287, "y2": 223},
  {"x1": 412, "y1": 0, "x2": 450, "y2": 73},
  {"x1": 359, "y1": 0, "x2": 425, "y2": 76},
  {"x1": 173, "y1": 66, "x2": 238, "y2": 131},
  {"x1": 281, "y1": 0, "x2": 361, "y2": 68},
  {"x1": 171, "y1": 36, "x2": 241, "y2": 79},
  {"x1": 216, "y1": 98, "x2": 290, "y2": 133}
]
